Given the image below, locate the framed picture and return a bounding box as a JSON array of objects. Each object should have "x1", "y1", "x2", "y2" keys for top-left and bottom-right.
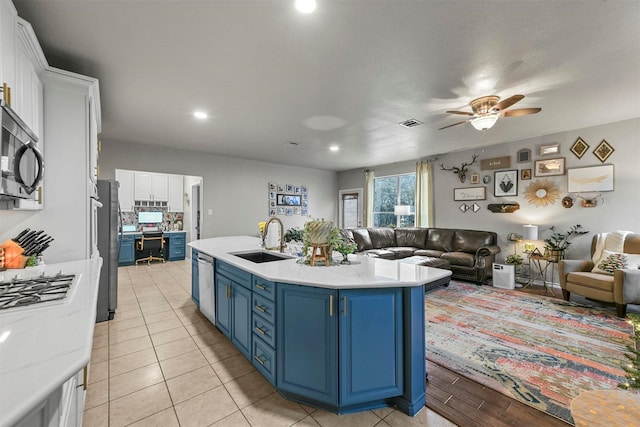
[
  {"x1": 269, "y1": 200, "x2": 276, "y2": 208},
  {"x1": 570, "y1": 137, "x2": 589, "y2": 159},
  {"x1": 301, "y1": 185, "x2": 308, "y2": 193},
  {"x1": 459, "y1": 203, "x2": 469, "y2": 213},
  {"x1": 294, "y1": 186, "x2": 301, "y2": 194},
  {"x1": 481, "y1": 156, "x2": 511, "y2": 170},
  {"x1": 593, "y1": 139, "x2": 614, "y2": 163},
  {"x1": 277, "y1": 184, "x2": 285, "y2": 193},
  {"x1": 538, "y1": 143, "x2": 560, "y2": 156},
  {"x1": 269, "y1": 208, "x2": 276, "y2": 217},
  {"x1": 294, "y1": 207, "x2": 301, "y2": 215},
  {"x1": 521, "y1": 169, "x2": 532, "y2": 180},
  {"x1": 494, "y1": 170, "x2": 518, "y2": 197},
  {"x1": 301, "y1": 208, "x2": 308, "y2": 216},
  {"x1": 517, "y1": 149, "x2": 531, "y2": 163},
  {"x1": 567, "y1": 164, "x2": 614, "y2": 192},
  {"x1": 285, "y1": 208, "x2": 294, "y2": 216},
  {"x1": 269, "y1": 191, "x2": 276, "y2": 200},
  {"x1": 471, "y1": 203, "x2": 481, "y2": 213},
  {"x1": 268, "y1": 182, "x2": 277, "y2": 191},
  {"x1": 470, "y1": 173, "x2": 480, "y2": 184},
  {"x1": 277, "y1": 207, "x2": 285, "y2": 215},
  {"x1": 277, "y1": 194, "x2": 301, "y2": 206},
  {"x1": 534, "y1": 157, "x2": 565, "y2": 177},
  {"x1": 286, "y1": 184, "x2": 294, "y2": 193},
  {"x1": 453, "y1": 186, "x2": 486, "y2": 201}
]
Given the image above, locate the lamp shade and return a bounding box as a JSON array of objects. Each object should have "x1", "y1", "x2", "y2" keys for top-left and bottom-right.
[
  {"x1": 394, "y1": 205, "x2": 411, "y2": 216},
  {"x1": 470, "y1": 114, "x2": 499, "y2": 131},
  {"x1": 522, "y1": 224, "x2": 538, "y2": 241}
]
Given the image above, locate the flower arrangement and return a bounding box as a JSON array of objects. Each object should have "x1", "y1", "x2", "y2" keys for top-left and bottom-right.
[
  {"x1": 543, "y1": 224, "x2": 589, "y2": 251},
  {"x1": 258, "y1": 221, "x2": 266, "y2": 246}
]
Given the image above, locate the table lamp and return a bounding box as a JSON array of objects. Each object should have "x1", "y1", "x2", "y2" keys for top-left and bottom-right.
[
  {"x1": 394, "y1": 205, "x2": 411, "y2": 227},
  {"x1": 522, "y1": 224, "x2": 538, "y2": 253}
]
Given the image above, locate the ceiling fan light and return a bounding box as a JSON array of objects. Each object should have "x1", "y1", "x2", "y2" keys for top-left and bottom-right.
[{"x1": 470, "y1": 114, "x2": 499, "y2": 131}]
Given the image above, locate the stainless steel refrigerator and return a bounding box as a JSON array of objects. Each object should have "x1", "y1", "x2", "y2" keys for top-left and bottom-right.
[{"x1": 96, "y1": 179, "x2": 120, "y2": 322}]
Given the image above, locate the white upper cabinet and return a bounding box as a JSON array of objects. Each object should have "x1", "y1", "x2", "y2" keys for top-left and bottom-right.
[
  {"x1": 1, "y1": 0, "x2": 18, "y2": 104},
  {"x1": 115, "y1": 169, "x2": 134, "y2": 212},
  {"x1": 168, "y1": 174, "x2": 183, "y2": 212},
  {"x1": 134, "y1": 171, "x2": 168, "y2": 202}
]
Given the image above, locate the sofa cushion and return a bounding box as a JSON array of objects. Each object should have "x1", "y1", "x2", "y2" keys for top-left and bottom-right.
[
  {"x1": 441, "y1": 251, "x2": 475, "y2": 267},
  {"x1": 414, "y1": 249, "x2": 445, "y2": 258},
  {"x1": 368, "y1": 228, "x2": 396, "y2": 249},
  {"x1": 592, "y1": 250, "x2": 640, "y2": 275},
  {"x1": 350, "y1": 228, "x2": 372, "y2": 252},
  {"x1": 452, "y1": 230, "x2": 494, "y2": 253},
  {"x1": 386, "y1": 247, "x2": 418, "y2": 259},
  {"x1": 567, "y1": 271, "x2": 614, "y2": 292},
  {"x1": 426, "y1": 229, "x2": 454, "y2": 252},
  {"x1": 363, "y1": 249, "x2": 395, "y2": 259},
  {"x1": 395, "y1": 228, "x2": 428, "y2": 249}
]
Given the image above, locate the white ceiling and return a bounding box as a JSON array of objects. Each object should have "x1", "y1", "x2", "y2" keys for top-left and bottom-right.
[{"x1": 13, "y1": 0, "x2": 640, "y2": 172}]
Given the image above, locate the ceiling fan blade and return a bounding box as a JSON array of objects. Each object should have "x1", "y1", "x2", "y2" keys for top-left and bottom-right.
[
  {"x1": 445, "y1": 110, "x2": 475, "y2": 116},
  {"x1": 438, "y1": 119, "x2": 470, "y2": 130},
  {"x1": 502, "y1": 107, "x2": 542, "y2": 117},
  {"x1": 492, "y1": 94, "x2": 524, "y2": 112}
]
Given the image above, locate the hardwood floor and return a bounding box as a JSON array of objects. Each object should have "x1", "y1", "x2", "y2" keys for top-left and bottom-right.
[{"x1": 424, "y1": 282, "x2": 639, "y2": 427}]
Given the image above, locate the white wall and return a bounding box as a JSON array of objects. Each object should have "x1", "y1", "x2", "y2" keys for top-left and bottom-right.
[
  {"x1": 338, "y1": 118, "x2": 640, "y2": 263},
  {"x1": 99, "y1": 140, "x2": 338, "y2": 241}
]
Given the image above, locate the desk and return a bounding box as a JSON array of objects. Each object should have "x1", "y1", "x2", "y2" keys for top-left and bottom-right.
[{"x1": 118, "y1": 231, "x2": 186, "y2": 266}]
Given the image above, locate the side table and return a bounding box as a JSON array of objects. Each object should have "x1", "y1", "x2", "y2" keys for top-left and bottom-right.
[{"x1": 524, "y1": 254, "x2": 556, "y2": 295}]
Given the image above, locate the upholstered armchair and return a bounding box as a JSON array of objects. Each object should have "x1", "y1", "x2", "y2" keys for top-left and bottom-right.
[{"x1": 559, "y1": 233, "x2": 640, "y2": 317}]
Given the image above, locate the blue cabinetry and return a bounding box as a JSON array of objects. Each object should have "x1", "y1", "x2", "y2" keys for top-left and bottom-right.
[
  {"x1": 277, "y1": 284, "x2": 403, "y2": 412},
  {"x1": 251, "y1": 277, "x2": 277, "y2": 385},
  {"x1": 168, "y1": 232, "x2": 186, "y2": 261},
  {"x1": 118, "y1": 234, "x2": 136, "y2": 266},
  {"x1": 191, "y1": 248, "x2": 199, "y2": 305},
  {"x1": 215, "y1": 261, "x2": 252, "y2": 359}
]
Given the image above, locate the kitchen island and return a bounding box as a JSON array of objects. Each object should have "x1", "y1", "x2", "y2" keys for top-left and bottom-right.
[
  {"x1": 189, "y1": 236, "x2": 451, "y2": 416},
  {"x1": 0, "y1": 257, "x2": 102, "y2": 427}
]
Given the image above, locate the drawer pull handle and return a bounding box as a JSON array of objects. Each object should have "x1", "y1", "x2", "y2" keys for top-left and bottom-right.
[
  {"x1": 329, "y1": 294, "x2": 333, "y2": 317},
  {"x1": 255, "y1": 326, "x2": 266, "y2": 335},
  {"x1": 256, "y1": 283, "x2": 266, "y2": 290},
  {"x1": 255, "y1": 305, "x2": 266, "y2": 313},
  {"x1": 226, "y1": 285, "x2": 231, "y2": 299},
  {"x1": 254, "y1": 355, "x2": 265, "y2": 365}
]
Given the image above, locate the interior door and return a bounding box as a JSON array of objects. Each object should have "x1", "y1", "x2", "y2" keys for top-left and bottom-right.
[{"x1": 339, "y1": 189, "x2": 363, "y2": 229}]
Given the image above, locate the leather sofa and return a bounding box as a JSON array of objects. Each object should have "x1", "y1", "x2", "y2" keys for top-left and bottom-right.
[{"x1": 342, "y1": 227, "x2": 500, "y2": 284}]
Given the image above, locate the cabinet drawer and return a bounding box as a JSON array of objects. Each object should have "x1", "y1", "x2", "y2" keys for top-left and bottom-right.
[
  {"x1": 252, "y1": 312, "x2": 276, "y2": 348},
  {"x1": 216, "y1": 260, "x2": 252, "y2": 289},
  {"x1": 252, "y1": 294, "x2": 276, "y2": 325},
  {"x1": 253, "y1": 276, "x2": 276, "y2": 301},
  {"x1": 120, "y1": 234, "x2": 136, "y2": 243},
  {"x1": 253, "y1": 335, "x2": 276, "y2": 386}
]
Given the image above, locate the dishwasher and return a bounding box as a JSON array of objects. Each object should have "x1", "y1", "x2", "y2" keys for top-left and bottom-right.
[{"x1": 197, "y1": 252, "x2": 215, "y2": 325}]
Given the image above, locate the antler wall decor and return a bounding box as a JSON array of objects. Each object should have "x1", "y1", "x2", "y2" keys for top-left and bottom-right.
[{"x1": 440, "y1": 154, "x2": 479, "y2": 183}]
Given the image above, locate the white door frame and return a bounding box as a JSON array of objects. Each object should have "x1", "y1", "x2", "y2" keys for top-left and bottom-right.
[{"x1": 338, "y1": 188, "x2": 364, "y2": 228}]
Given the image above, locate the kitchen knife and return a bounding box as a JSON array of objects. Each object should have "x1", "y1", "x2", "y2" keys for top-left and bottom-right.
[{"x1": 13, "y1": 229, "x2": 30, "y2": 242}]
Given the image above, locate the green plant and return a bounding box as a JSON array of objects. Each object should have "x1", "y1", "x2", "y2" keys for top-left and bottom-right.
[
  {"x1": 505, "y1": 254, "x2": 524, "y2": 265},
  {"x1": 284, "y1": 227, "x2": 304, "y2": 243},
  {"x1": 619, "y1": 313, "x2": 640, "y2": 391},
  {"x1": 330, "y1": 228, "x2": 357, "y2": 261},
  {"x1": 543, "y1": 224, "x2": 589, "y2": 251}
]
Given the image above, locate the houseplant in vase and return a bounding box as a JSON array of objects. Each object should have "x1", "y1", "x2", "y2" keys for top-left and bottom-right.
[
  {"x1": 543, "y1": 224, "x2": 589, "y2": 262},
  {"x1": 284, "y1": 227, "x2": 304, "y2": 257},
  {"x1": 330, "y1": 229, "x2": 357, "y2": 264}
]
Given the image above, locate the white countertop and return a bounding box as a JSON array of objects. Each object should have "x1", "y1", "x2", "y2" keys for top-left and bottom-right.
[
  {"x1": 121, "y1": 230, "x2": 186, "y2": 235},
  {"x1": 0, "y1": 257, "x2": 102, "y2": 427},
  {"x1": 189, "y1": 236, "x2": 451, "y2": 289}
]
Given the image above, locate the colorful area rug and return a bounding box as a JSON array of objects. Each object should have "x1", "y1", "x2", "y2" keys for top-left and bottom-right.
[{"x1": 425, "y1": 281, "x2": 633, "y2": 425}]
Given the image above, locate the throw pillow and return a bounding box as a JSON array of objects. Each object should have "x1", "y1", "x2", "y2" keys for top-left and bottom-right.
[{"x1": 592, "y1": 250, "x2": 640, "y2": 275}]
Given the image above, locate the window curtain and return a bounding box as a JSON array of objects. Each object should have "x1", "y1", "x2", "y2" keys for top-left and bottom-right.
[
  {"x1": 364, "y1": 169, "x2": 374, "y2": 227},
  {"x1": 415, "y1": 161, "x2": 433, "y2": 227}
]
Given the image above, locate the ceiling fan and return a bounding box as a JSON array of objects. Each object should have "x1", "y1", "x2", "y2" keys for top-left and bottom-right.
[{"x1": 439, "y1": 95, "x2": 541, "y2": 131}]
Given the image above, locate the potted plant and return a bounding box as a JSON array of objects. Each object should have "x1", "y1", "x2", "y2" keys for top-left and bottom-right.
[
  {"x1": 505, "y1": 254, "x2": 524, "y2": 266},
  {"x1": 330, "y1": 229, "x2": 357, "y2": 264},
  {"x1": 284, "y1": 227, "x2": 304, "y2": 257},
  {"x1": 543, "y1": 224, "x2": 589, "y2": 262}
]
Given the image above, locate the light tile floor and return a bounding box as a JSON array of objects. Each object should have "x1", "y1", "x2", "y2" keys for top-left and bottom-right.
[{"x1": 83, "y1": 260, "x2": 457, "y2": 427}]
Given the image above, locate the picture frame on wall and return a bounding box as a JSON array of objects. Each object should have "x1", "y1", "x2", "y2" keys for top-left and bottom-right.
[
  {"x1": 453, "y1": 187, "x2": 486, "y2": 201},
  {"x1": 534, "y1": 157, "x2": 565, "y2": 177},
  {"x1": 517, "y1": 149, "x2": 531, "y2": 163},
  {"x1": 570, "y1": 137, "x2": 589, "y2": 159},
  {"x1": 538, "y1": 143, "x2": 560, "y2": 157},
  {"x1": 269, "y1": 208, "x2": 276, "y2": 217},
  {"x1": 268, "y1": 182, "x2": 277, "y2": 191},
  {"x1": 593, "y1": 139, "x2": 615, "y2": 163},
  {"x1": 277, "y1": 184, "x2": 285, "y2": 193},
  {"x1": 567, "y1": 164, "x2": 614, "y2": 192},
  {"x1": 277, "y1": 207, "x2": 285, "y2": 215},
  {"x1": 470, "y1": 173, "x2": 480, "y2": 184},
  {"x1": 494, "y1": 170, "x2": 518, "y2": 197},
  {"x1": 521, "y1": 169, "x2": 532, "y2": 180}
]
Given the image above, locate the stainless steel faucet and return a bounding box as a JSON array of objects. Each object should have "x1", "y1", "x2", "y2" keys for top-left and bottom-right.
[{"x1": 264, "y1": 217, "x2": 285, "y2": 253}]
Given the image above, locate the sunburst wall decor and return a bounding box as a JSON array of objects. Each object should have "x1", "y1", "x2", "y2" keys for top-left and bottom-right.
[{"x1": 524, "y1": 179, "x2": 561, "y2": 207}]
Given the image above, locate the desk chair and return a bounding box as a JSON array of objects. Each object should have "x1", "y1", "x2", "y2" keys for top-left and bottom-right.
[{"x1": 136, "y1": 232, "x2": 166, "y2": 265}]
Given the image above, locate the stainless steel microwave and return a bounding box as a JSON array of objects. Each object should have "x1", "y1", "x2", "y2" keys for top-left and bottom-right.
[{"x1": 0, "y1": 100, "x2": 43, "y2": 202}]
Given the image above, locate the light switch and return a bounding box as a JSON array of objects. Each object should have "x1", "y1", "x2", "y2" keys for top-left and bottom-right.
[{"x1": 207, "y1": 209, "x2": 213, "y2": 215}]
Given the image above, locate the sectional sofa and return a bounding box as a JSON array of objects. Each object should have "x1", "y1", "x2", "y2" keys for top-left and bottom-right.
[{"x1": 342, "y1": 227, "x2": 500, "y2": 284}]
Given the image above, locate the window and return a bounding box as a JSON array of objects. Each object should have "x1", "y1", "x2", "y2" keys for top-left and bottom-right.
[{"x1": 373, "y1": 173, "x2": 415, "y2": 227}]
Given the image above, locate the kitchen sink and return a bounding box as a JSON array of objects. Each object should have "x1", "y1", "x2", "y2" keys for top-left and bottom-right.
[{"x1": 230, "y1": 251, "x2": 293, "y2": 263}]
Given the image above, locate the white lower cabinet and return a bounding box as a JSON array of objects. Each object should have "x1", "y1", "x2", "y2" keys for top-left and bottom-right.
[{"x1": 15, "y1": 367, "x2": 86, "y2": 427}]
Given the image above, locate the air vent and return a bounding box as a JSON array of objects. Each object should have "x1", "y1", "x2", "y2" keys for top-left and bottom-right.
[{"x1": 399, "y1": 119, "x2": 423, "y2": 128}]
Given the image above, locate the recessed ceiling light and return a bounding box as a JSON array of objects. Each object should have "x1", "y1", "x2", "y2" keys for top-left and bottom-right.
[
  {"x1": 329, "y1": 145, "x2": 339, "y2": 152},
  {"x1": 194, "y1": 111, "x2": 208, "y2": 119},
  {"x1": 295, "y1": 0, "x2": 316, "y2": 13}
]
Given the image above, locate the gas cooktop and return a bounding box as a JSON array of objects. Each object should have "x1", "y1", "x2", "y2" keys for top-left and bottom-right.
[{"x1": 0, "y1": 272, "x2": 75, "y2": 311}]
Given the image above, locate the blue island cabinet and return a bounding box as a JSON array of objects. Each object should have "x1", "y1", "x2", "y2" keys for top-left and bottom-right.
[
  {"x1": 276, "y1": 283, "x2": 404, "y2": 414},
  {"x1": 215, "y1": 261, "x2": 252, "y2": 360}
]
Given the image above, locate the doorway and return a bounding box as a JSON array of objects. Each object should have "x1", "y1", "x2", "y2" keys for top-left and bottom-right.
[
  {"x1": 338, "y1": 188, "x2": 363, "y2": 228},
  {"x1": 190, "y1": 183, "x2": 201, "y2": 252}
]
